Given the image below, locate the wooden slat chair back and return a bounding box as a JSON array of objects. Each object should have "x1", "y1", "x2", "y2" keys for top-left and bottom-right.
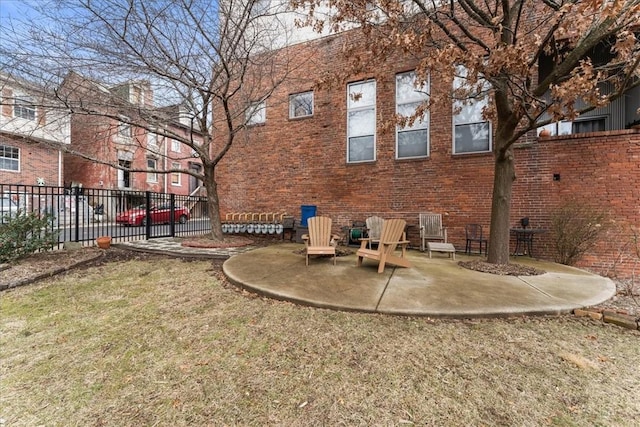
[
  {"x1": 356, "y1": 218, "x2": 412, "y2": 273},
  {"x1": 419, "y1": 212, "x2": 447, "y2": 252},
  {"x1": 302, "y1": 216, "x2": 338, "y2": 266},
  {"x1": 365, "y1": 215, "x2": 384, "y2": 249}
]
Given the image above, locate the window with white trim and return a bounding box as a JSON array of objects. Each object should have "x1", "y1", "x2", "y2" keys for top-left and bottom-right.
[
  {"x1": 146, "y1": 157, "x2": 158, "y2": 183},
  {"x1": 171, "y1": 162, "x2": 181, "y2": 186},
  {"x1": 452, "y1": 66, "x2": 491, "y2": 154},
  {"x1": 289, "y1": 91, "x2": 314, "y2": 118},
  {"x1": 14, "y1": 96, "x2": 36, "y2": 121},
  {"x1": 246, "y1": 100, "x2": 266, "y2": 125},
  {"x1": 396, "y1": 71, "x2": 429, "y2": 159},
  {"x1": 0, "y1": 145, "x2": 20, "y2": 171},
  {"x1": 118, "y1": 118, "x2": 132, "y2": 138},
  {"x1": 347, "y1": 80, "x2": 376, "y2": 163},
  {"x1": 171, "y1": 139, "x2": 181, "y2": 152},
  {"x1": 147, "y1": 132, "x2": 159, "y2": 148}
]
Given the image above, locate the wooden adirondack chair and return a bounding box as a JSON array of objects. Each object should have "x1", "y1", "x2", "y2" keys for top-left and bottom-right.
[
  {"x1": 356, "y1": 219, "x2": 412, "y2": 273},
  {"x1": 365, "y1": 215, "x2": 384, "y2": 249},
  {"x1": 419, "y1": 213, "x2": 447, "y2": 252},
  {"x1": 302, "y1": 216, "x2": 340, "y2": 266}
]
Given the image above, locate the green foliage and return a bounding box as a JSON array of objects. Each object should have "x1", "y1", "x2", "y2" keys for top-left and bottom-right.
[
  {"x1": 551, "y1": 201, "x2": 607, "y2": 266},
  {"x1": 0, "y1": 212, "x2": 59, "y2": 263}
]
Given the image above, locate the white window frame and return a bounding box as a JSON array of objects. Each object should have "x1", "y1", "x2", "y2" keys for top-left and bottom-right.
[
  {"x1": 0, "y1": 145, "x2": 20, "y2": 172},
  {"x1": 246, "y1": 100, "x2": 266, "y2": 126},
  {"x1": 347, "y1": 80, "x2": 376, "y2": 163},
  {"x1": 538, "y1": 116, "x2": 607, "y2": 136},
  {"x1": 171, "y1": 139, "x2": 181, "y2": 153},
  {"x1": 146, "y1": 157, "x2": 158, "y2": 183},
  {"x1": 452, "y1": 66, "x2": 492, "y2": 154},
  {"x1": 14, "y1": 96, "x2": 36, "y2": 121},
  {"x1": 147, "y1": 131, "x2": 159, "y2": 148},
  {"x1": 118, "y1": 117, "x2": 132, "y2": 139},
  {"x1": 171, "y1": 162, "x2": 181, "y2": 186},
  {"x1": 289, "y1": 91, "x2": 314, "y2": 119},
  {"x1": 396, "y1": 71, "x2": 429, "y2": 159}
]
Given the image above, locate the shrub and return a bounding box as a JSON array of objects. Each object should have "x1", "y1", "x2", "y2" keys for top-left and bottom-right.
[
  {"x1": 551, "y1": 201, "x2": 607, "y2": 266},
  {"x1": 0, "y1": 211, "x2": 59, "y2": 264}
]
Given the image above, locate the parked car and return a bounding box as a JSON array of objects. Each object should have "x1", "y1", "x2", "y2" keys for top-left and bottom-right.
[
  {"x1": 1, "y1": 195, "x2": 19, "y2": 223},
  {"x1": 116, "y1": 204, "x2": 190, "y2": 226}
]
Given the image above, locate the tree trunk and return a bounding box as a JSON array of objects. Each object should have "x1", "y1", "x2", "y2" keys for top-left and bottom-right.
[
  {"x1": 487, "y1": 145, "x2": 516, "y2": 265},
  {"x1": 202, "y1": 164, "x2": 224, "y2": 240}
]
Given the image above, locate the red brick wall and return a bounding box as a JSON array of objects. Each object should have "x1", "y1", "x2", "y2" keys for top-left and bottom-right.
[
  {"x1": 0, "y1": 135, "x2": 62, "y2": 187},
  {"x1": 214, "y1": 34, "x2": 640, "y2": 279}
]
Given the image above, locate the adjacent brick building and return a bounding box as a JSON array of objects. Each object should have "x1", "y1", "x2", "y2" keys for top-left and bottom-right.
[
  {"x1": 61, "y1": 72, "x2": 205, "y2": 217},
  {"x1": 0, "y1": 73, "x2": 70, "y2": 187}
]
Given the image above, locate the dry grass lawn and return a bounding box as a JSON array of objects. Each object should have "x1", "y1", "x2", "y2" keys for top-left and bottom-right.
[{"x1": 1, "y1": 254, "x2": 639, "y2": 426}]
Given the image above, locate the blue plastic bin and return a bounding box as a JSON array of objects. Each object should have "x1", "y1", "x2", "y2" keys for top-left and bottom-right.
[{"x1": 300, "y1": 205, "x2": 317, "y2": 227}]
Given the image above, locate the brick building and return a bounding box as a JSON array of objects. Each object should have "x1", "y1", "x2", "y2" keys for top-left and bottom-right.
[
  {"x1": 213, "y1": 6, "x2": 640, "y2": 278},
  {"x1": 61, "y1": 72, "x2": 205, "y2": 216},
  {"x1": 0, "y1": 73, "x2": 70, "y2": 187}
]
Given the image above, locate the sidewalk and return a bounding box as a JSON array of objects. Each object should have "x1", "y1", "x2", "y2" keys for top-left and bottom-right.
[{"x1": 120, "y1": 239, "x2": 616, "y2": 318}]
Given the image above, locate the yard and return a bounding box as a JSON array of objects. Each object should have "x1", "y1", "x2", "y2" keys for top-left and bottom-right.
[{"x1": 1, "y1": 250, "x2": 639, "y2": 426}]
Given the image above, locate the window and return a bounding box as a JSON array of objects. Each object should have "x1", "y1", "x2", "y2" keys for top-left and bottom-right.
[
  {"x1": 147, "y1": 158, "x2": 158, "y2": 182},
  {"x1": 14, "y1": 96, "x2": 36, "y2": 121},
  {"x1": 289, "y1": 91, "x2": 314, "y2": 118},
  {"x1": 118, "y1": 160, "x2": 131, "y2": 188},
  {"x1": 171, "y1": 162, "x2": 181, "y2": 186},
  {"x1": 147, "y1": 132, "x2": 159, "y2": 148},
  {"x1": 246, "y1": 100, "x2": 266, "y2": 125},
  {"x1": 453, "y1": 66, "x2": 491, "y2": 154},
  {"x1": 347, "y1": 80, "x2": 376, "y2": 163},
  {"x1": 171, "y1": 139, "x2": 181, "y2": 152},
  {"x1": 0, "y1": 145, "x2": 20, "y2": 171},
  {"x1": 118, "y1": 118, "x2": 132, "y2": 138},
  {"x1": 396, "y1": 71, "x2": 429, "y2": 159}
]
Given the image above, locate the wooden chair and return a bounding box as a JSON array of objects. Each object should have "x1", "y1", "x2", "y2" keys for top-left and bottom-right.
[
  {"x1": 302, "y1": 216, "x2": 340, "y2": 266},
  {"x1": 465, "y1": 224, "x2": 488, "y2": 255},
  {"x1": 365, "y1": 215, "x2": 384, "y2": 249},
  {"x1": 419, "y1": 212, "x2": 447, "y2": 252},
  {"x1": 356, "y1": 219, "x2": 412, "y2": 273}
]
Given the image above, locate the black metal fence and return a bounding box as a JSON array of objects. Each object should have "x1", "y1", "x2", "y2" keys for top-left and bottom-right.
[{"x1": 0, "y1": 184, "x2": 210, "y2": 248}]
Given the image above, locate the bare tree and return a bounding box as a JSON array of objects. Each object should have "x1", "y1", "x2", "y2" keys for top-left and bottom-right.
[
  {"x1": 293, "y1": 0, "x2": 640, "y2": 264},
  {"x1": 0, "y1": 0, "x2": 306, "y2": 240}
]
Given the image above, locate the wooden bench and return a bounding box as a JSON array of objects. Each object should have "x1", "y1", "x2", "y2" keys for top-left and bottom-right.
[{"x1": 427, "y1": 242, "x2": 456, "y2": 260}]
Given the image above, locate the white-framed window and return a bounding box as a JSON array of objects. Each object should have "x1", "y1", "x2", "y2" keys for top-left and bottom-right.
[
  {"x1": 171, "y1": 139, "x2": 181, "y2": 152},
  {"x1": 396, "y1": 71, "x2": 429, "y2": 159},
  {"x1": 289, "y1": 91, "x2": 314, "y2": 118},
  {"x1": 246, "y1": 100, "x2": 266, "y2": 125},
  {"x1": 0, "y1": 145, "x2": 20, "y2": 171},
  {"x1": 347, "y1": 80, "x2": 376, "y2": 163},
  {"x1": 118, "y1": 159, "x2": 132, "y2": 188},
  {"x1": 452, "y1": 66, "x2": 492, "y2": 154},
  {"x1": 146, "y1": 157, "x2": 157, "y2": 183},
  {"x1": 147, "y1": 131, "x2": 159, "y2": 148},
  {"x1": 14, "y1": 96, "x2": 36, "y2": 121},
  {"x1": 118, "y1": 118, "x2": 132, "y2": 138},
  {"x1": 171, "y1": 162, "x2": 181, "y2": 186}
]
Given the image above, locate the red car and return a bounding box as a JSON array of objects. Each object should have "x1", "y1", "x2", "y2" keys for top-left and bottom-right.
[{"x1": 116, "y1": 204, "x2": 190, "y2": 226}]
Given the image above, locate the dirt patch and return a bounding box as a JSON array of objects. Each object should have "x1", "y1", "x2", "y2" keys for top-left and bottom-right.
[{"x1": 458, "y1": 259, "x2": 546, "y2": 276}]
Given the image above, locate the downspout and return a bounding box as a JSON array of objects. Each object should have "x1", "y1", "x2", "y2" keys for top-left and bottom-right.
[{"x1": 58, "y1": 150, "x2": 63, "y2": 186}]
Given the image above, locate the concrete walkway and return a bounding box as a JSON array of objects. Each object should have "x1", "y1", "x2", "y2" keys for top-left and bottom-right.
[{"x1": 120, "y1": 239, "x2": 616, "y2": 318}]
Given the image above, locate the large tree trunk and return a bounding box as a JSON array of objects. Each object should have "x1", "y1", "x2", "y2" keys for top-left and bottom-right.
[
  {"x1": 487, "y1": 145, "x2": 516, "y2": 265},
  {"x1": 202, "y1": 164, "x2": 224, "y2": 240}
]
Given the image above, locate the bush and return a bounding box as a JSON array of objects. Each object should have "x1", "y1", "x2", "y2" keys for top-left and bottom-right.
[
  {"x1": 551, "y1": 201, "x2": 607, "y2": 265},
  {"x1": 0, "y1": 211, "x2": 59, "y2": 264}
]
